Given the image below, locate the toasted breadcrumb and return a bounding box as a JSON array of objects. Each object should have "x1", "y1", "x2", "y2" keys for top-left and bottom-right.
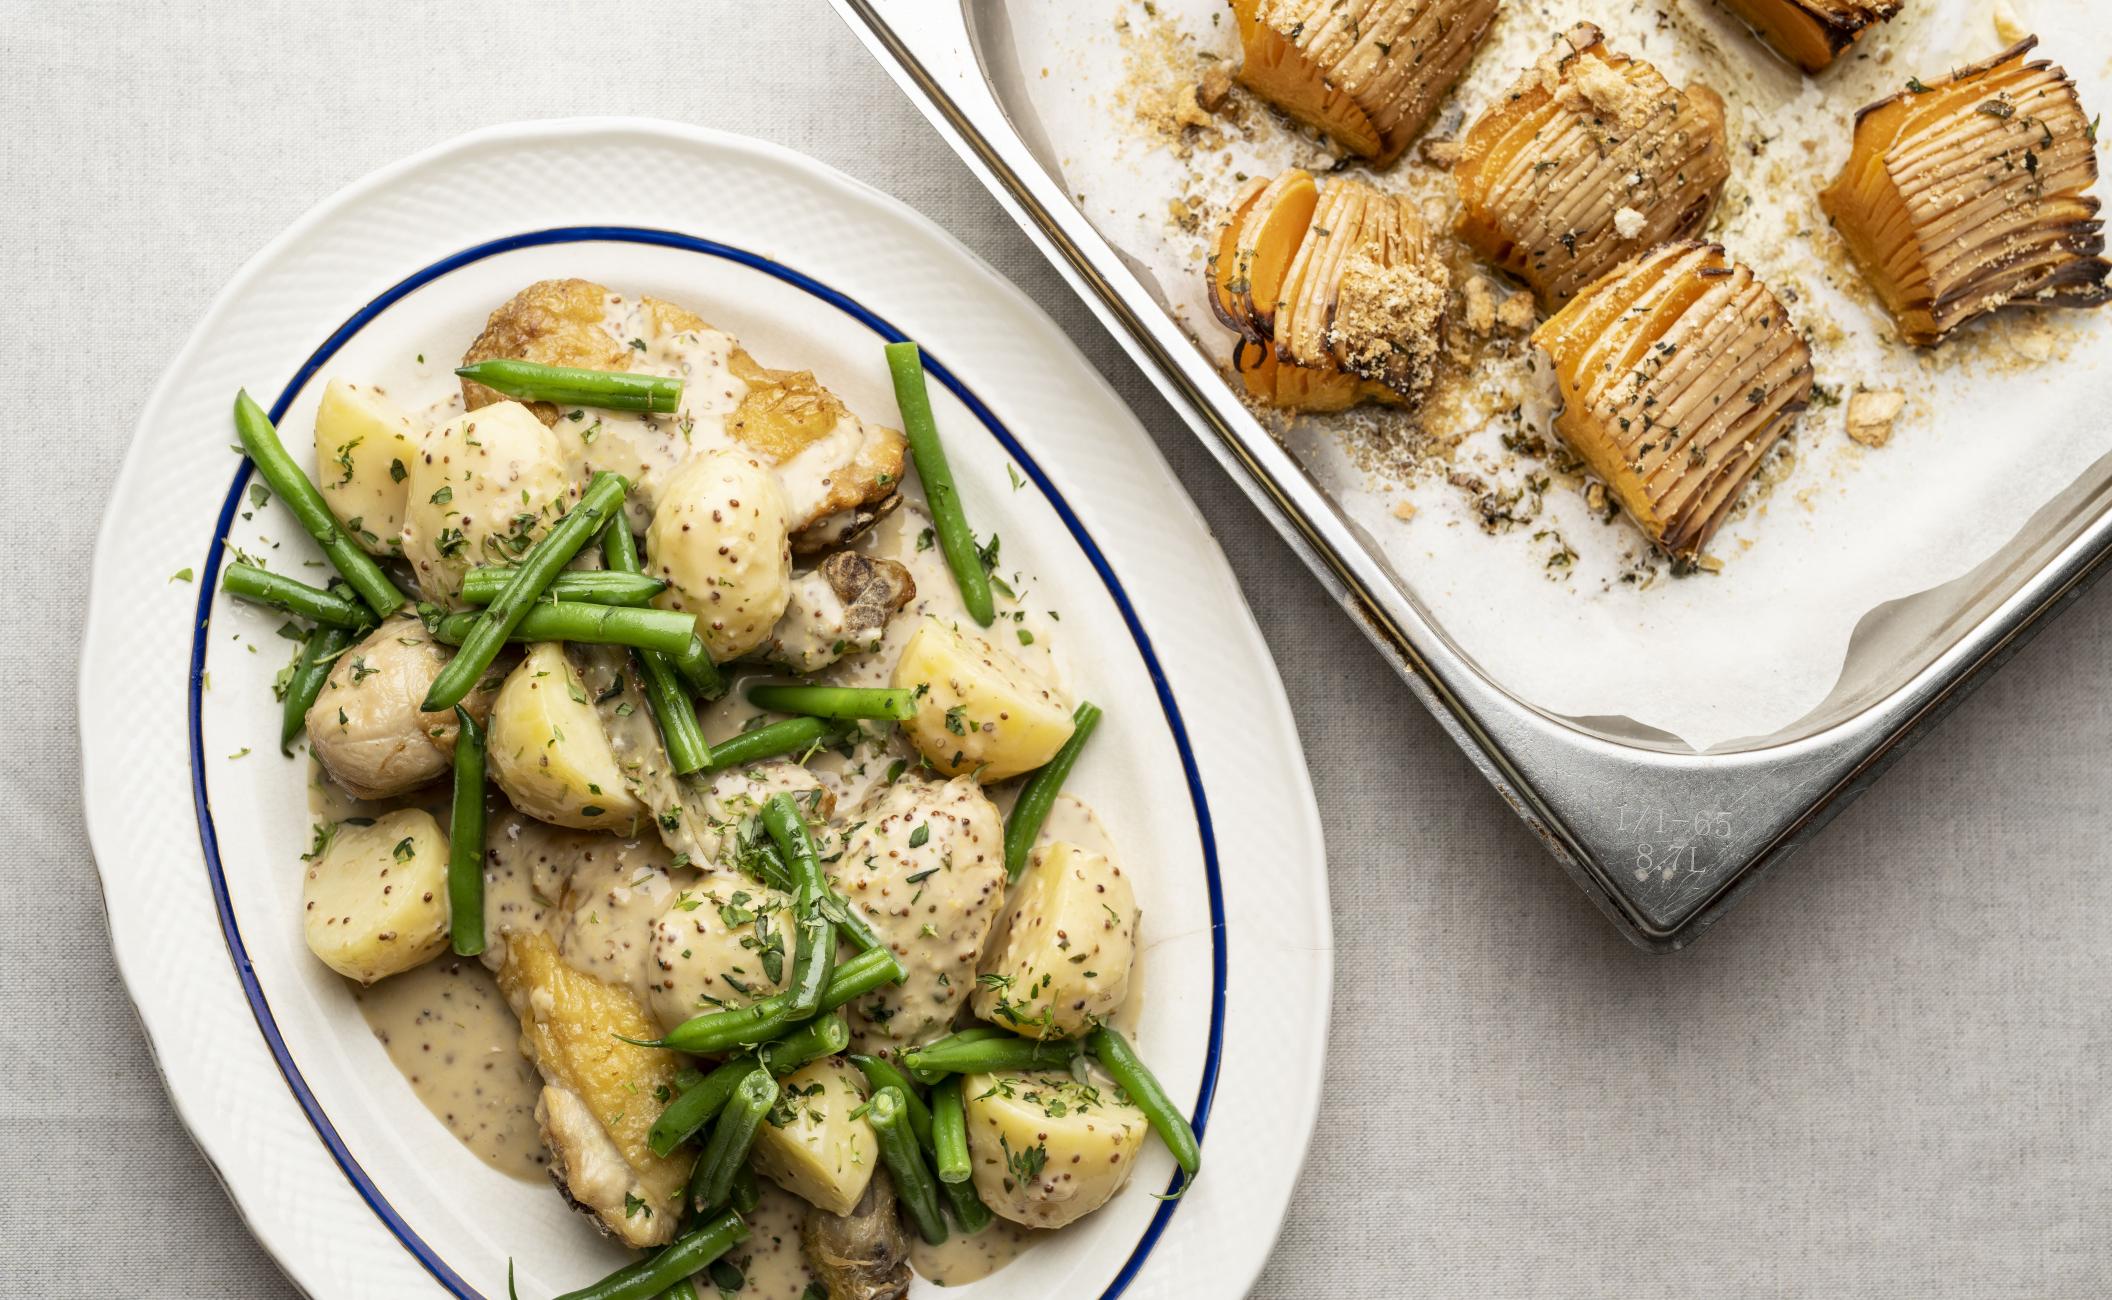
[
  {"x1": 1562, "y1": 53, "x2": 1653, "y2": 130},
  {"x1": 1198, "y1": 63, "x2": 1233, "y2": 112},
  {"x1": 1330, "y1": 251, "x2": 1449, "y2": 399},
  {"x1": 1844, "y1": 390, "x2": 1905, "y2": 447}
]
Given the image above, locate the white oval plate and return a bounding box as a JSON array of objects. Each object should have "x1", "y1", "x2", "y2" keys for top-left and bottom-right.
[{"x1": 77, "y1": 120, "x2": 1330, "y2": 1299}]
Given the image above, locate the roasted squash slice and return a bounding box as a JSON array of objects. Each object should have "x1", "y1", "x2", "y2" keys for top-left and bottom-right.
[
  {"x1": 1532, "y1": 243, "x2": 1813, "y2": 559},
  {"x1": 1819, "y1": 37, "x2": 2110, "y2": 346},
  {"x1": 1208, "y1": 175, "x2": 1272, "y2": 334},
  {"x1": 1717, "y1": 0, "x2": 1900, "y2": 73},
  {"x1": 1208, "y1": 172, "x2": 1450, "y2": 412},
  {"x1": 1457, "y1": 24, "x2": 1730, "y2": 309},
  {"x1": 1231, "y1": 0, "x2": 1499, "y2": 166},
  {"x1": 1225, "y1": 169, "x2": 1322, "y2": 342}
]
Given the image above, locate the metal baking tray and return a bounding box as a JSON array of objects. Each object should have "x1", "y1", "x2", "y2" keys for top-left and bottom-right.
[{"x1": 831, "y1": 0, "x2": 2112, "y2": 950}]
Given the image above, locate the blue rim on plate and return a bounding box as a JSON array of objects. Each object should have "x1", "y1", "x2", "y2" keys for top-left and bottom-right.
[{"x1": 186, "y1": 226, "x2": 1228, "y2": 1298}]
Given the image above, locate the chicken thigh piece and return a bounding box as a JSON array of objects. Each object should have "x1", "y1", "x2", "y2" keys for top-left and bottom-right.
[
  {"x1": 459, "y1": 278, "x2": 905, "y2": 543},
  {"x1": 493, "y1": 930, "x2": 690, "y2": 1246}
]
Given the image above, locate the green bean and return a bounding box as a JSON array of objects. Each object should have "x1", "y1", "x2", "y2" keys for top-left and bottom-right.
[
  {"x1": 459, "y1": 567, "x2": 665, "y2": 607},
  {"x1": 930, "y1": 1077, "x2": 972, "y2": 1184},
  {"x1": 641, "y1": 947, "x2": 905, "y2": 1055},
  {"x1": 847, "y1": 1056, "x2": 933, "y2": 1146},
  {"x1": 448, "y1": 706, "x2": 487, "y2": 957},
  {"x1": 762, "y1": 794, "x2": 827, "y2": 906},
  {"x1": 818, "y1": 891, "x2": 886, "y2": 955},
  {"x1": 762, "y1": 793, "x2": 883, "y2": 956},
  {"x1": 279, "y1": 625, "x2": 355, "y2": 754},
  {"x1": 813, "y1": 944, "x2": 907, "y2": 1014},
  {"x1": 901, "y1": 1034, "x2": 1079, "y2": 1080},
  {"x1": 422, "y1": 471, "x2": 629, "y2": 712},
  {"x1": 746, "y1": 684, "x2": 917, "y2": 722},
  {"x1": 650, "y1": 1000, "x2": 790, "y2": 1058},
  {"x1": 728, "y1": 1164, "x2": 760, "y2": 1216},
  {"x1": 868, "y1": 1087, "x2": 948, "y2": 1244},
  {"x1": 598, "y1": 513, "x2": 708, "y2": 774},
  {"x1": 689, "y1": 1067, "x2": 775, "y2": 1214},
  {"x1": 649, "y1": 1055, "x2": 757, "y2": 1158},
  {"x1": 943, "y1": 1175, "x2": 993, "y2": 1234},
  {"x1": 1088, "y1": 1025, "x2": 1199, "y2": 1178},
  {"x1": 456, "y1": 359, "x2": 683, "y2": 415},
  {"x1": 704, "y1": 716, "x2": 855, "y2": 772},
  {"x1": 758, "y1": 1011, "x2": 849, "y2": 1077},
  {"x1": 671, "y1": 636, "x2": 725, "y2": 700},
  {"x1": 649, "y1": 1020, "x2": 844, "y2": 1159},
  {"x1": 903, "y1": 1027, "x2": 1009, "y2": 1085},
  {"x1": 764, "y1": 793, "x2": 837, "y2": 1016},
  {"x1": 233, "y1": 390, "x2": 406, "y2": 620},
  {"x1": 551, "y1": 1211, "x2": 747, "y2": 1300},
  {"x1": 884, "y1": 342, "x2": 993, "y2": 626},
  {"x1": 424, "y1": 603, "x2": 695, "y2": 657},
  {"x1": 744, "y1": 835, "x2": 795, "y2": 893},
  {"x1": 658, "y1": 1280, "x2": 699, "y2": 1300},
  {"x1": 848, "y1": 1056, "x2": 991, "y2": 1229},
  {"x1": 1004, "y1": 702, "x2": 1102, "y2": 883},
  {"x1": 222, "y1": 563, "x2": 374, "y2": 629},
  {"x1": 705, "y1": 1260, "x2": 744, "y2": 1293},
  {"x1": 783, "y1": 914, "x2": 835, "y2": 1020}
]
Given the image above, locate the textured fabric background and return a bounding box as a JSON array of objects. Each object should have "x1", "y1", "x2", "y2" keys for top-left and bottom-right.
[{"x1": 5, "y1": 2, "x2": 2108, "y2": 1296}]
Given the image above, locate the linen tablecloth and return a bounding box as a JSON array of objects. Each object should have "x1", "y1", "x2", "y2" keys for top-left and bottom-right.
[{"x1": 5, "y1": 2, "x2": 2107, "y2": 1294}]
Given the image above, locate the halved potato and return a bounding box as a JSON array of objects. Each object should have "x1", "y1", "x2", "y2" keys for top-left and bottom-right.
[
  {"x1": 301, "y1": 808, "x2": 450, "y2": 984},
  {"x1": 645, "y1": 880, "x2": 794, "y2": 1033},
  {"x1": 1232, "y1": 0, "x2": 1499, "y2": 166},
  {"x1": 973, "y1": 842, "x2": 1138, "y2": 1040},
  {"x1": 749, "y1": 1058, "x2": 878, "y2": 1216},
  {"x1": 1717, "y1": 0, "x2": 1900, "y2": 73},
  {"x1": 1456, "y1": 23, "x2": 1730, "y2": 308},
  {"x1": 313, "y1": 378, "x2": 418, "y2": 556},
  {"x1": 890, "y1": 618, "x2": 1075, "y2": 782},
  {"x1": 1532, "y1": 243, "x2": 1812, "y2": 560},
  {"x1": 400, "y1": 400, "x2": 573, "y2": 608},
  {"x1": 648, "y1": 450, "x2": 795, "y2": 663},
  {"x1": 487, "y1": 643, "x2": 645, "y2": 831},
  {"x1": 1819, "y1": 37, "x2": 2110, "y2": 345},
  {"x1": 963, "y1": 1069, "x2": 1148, "y2": 1230}
]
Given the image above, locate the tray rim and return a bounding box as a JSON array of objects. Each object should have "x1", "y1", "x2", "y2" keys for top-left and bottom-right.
[{"x1": 831, "y1": 0, "x2": 2112, "y2": 949}]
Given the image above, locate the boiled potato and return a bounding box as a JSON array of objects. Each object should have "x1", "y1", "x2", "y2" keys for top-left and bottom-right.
[
  {"x1": 306, "y1": 615, "x2": 494, "y2": 800},
  {"x1": 401, "y1": 400, "x2": 572, "y2": 607},
  {"x1": 313, "y1": 378, "x2": 418, "y2": 556},
  {"x1": 302, "y1": 808, "x2": 451, "y2": 984},
  {"x1": 831, "y1": 773, "x2": 1007, "y2": 1055},
  {"x1": 891, "y1": 618, "x2": 1075, "y2": 781},
  {"x1": 647, "y1": 450, "x2": 792, "y2": 662},
  {"x1": 748, "y1": 1057, "x2": 877, "y2": 1216},
  {"x1": 644, "y1": 880, "x2": 793, "y2": 1033},
  {"x1": 487, "y1": 643, "x2": 644, "y2": 830},
  {"x1": 963, "y1": 1068, "x2": 1147, "y2": 1229},
  {"x1": 973, "y1": 842, "x2": 1137, "y2": 1039}
]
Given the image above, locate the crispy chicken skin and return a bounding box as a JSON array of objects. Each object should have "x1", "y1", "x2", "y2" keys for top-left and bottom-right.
[
  {"x1": 461, "y1": 278, "x2": 906, "y2": 538},
  {"x1": 494, "y1": 930, "x2": 690, "y2": 1246}
]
